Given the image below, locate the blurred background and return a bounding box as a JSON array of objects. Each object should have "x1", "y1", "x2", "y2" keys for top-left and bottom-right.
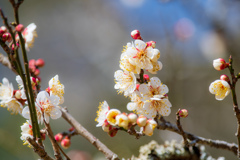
[{"x1": 0, "y1": 0, "x2": 240, "y2": 159}]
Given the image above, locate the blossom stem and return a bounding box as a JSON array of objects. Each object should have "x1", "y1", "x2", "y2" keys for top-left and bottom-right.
[
  {"x1": 228, "y1": 55, "x2": 240, "y2": 158},
  {"x1": 176, "y1": 109, "x2": 189, "y2": 147},
  {"x1": 61, "y1": 107, "x2": 119, "y2": 160}
]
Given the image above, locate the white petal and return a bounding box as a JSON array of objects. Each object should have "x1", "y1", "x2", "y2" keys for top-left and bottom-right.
[
  {"x1": 150, "y1": 77, "x2": 161, "y2": 88},
  {"x1": 127, "y1": 102, "x2": 137, "y2": 111},
  {"x1": 50, "y1": 108, "x2": 62, "y2": 119},
  {"x1": 135, "y1": 40, "x2": 146, "y2": 50},
  {"x1": 22, "y1": 106, "x2": 30, "y2": 119}
]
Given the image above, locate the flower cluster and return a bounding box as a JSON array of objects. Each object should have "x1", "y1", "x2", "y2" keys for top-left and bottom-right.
[
  {"x1": 96, "y1": 101, "x2": 158, "y2": 137},
  {"x1": 209, "y1": 58, "x2": 231, "y2": 100},
  {"x1": 96, "y1": 30, "x2": 172, "y2": 137}
]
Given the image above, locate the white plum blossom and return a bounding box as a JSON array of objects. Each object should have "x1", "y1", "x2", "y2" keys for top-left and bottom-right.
[
  {"x1": 106, "y1": 109, "x2": 121, "y2": 126},
  {"x1": 49, "y1": 75, "x2": 64, "y2": 104},
  {"x1": 138, "y1": 77, "x2": 171, "y2": 118},
  {"x1": 147, "y1": 61, "x2": 163, "y2": 74},
  {"x1": 209, "y1": 79, "x2": 230, "y2": 100},
  {"x1": 6, "y1": 98, "x2": 23, "y2": 114},
  {"x1": 22, "y1": 91, "x2": 61, "y2": 124},
  {"x1": 95, "y1": 101, "x2": 110, "y2": 127},
  {"x1": 0, "y1": 77, "x2": 14, "y2": 107},
  {"x1": 22, "y1": 23, "x2": 37, "y2": 51},
  {"x1": 16, "y1": 75, "x2": 26, "y2": 100},
  {"x1": 20, "y1": 120, "x2": 33, "y2": 147},
  {"x1": 114, "y1": 70, "x2": 136, "y2": 96},
  {"x1": 127, "y1": 91, "x2": 145, "y2": 115},
  {"x1": 121, "y1": 40, "x2": 160, "y2": 72},
  {"x1": 213, "y1": 58, "x2": 227, "y2": 71}
]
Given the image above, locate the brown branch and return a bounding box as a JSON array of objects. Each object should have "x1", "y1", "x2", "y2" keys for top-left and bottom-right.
[
  {"x1": 176, "y1": 110, "x2": 189, "y2": 147},
  {"x1": 61, "y1": 107, "x2": 119, "y2": 160},
  {"x1": 158, "y1": 117, "x2": 238, "y2": 155},
  {"x1": 228, "y1": 55, "x2": 240, "y2": 157},
  {"x1": 44, "y1": 121, "x2": 63, "y2": 160},
  {"x1": 26, "y1": 137, "x2": 53, "y2": 160}
]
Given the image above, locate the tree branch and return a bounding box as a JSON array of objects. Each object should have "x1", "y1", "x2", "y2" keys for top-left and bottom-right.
[{"x1": 61, "y1": 107, "x2": 119, "y2": 160}]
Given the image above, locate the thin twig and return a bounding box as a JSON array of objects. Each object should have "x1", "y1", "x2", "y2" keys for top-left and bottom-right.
[
  {"x1": 44, "y1": 121, "x2": 63, "y2": 160},
  {"x1": 158, "y1": 117, "x2": 238, "y2": 155},
  {"x1": 61, "y1": 107, "x2": 119, "y2": 160},
  {"x1": 27, "y1": 137, "x2": 53, "y2": 160},
  {"x1": 176, "y1": 109, "x2": 189, "y2": 147}
]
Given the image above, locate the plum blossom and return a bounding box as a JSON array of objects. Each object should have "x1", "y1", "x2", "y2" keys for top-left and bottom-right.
[
  {"x1": 22, "y1": 23, "x2": 37, "y2": 51},
  {"x1": 22, "y1": 91, "x2": 61, "y2": 124},
  {"x1": 121, "y1": 40, "x2": 160, "y2": 73},
  {"x1": 138, "y1": 77, "x2": 171, "y2": 118},
  {"x1": 16, "y1": 75, "x2": 27, "y2": 100},
  {"x1": 0, "y1": 77, "x2": 14, "y2": 107},
  {"x1": 106, "y1": 109, "x2": 121, "y2": 126},
  {"x1": 209, "y1": 79, "x2": 230, "y2": 100},
  {"x1": 114, "y1": 70, "x2": 136, "y2": 96},
  {"x1": 95, "y1": 101, "x2": 110, "y2": 127},
  {"x1": 49, "y1": 75, "x2": 64, "y2": 104},
  {"x1": 143, "y1": 119, "x2": 157, "y2": 136},
  {"x1": 20, "y1": 120, "x2": 33, "y2": 147}
]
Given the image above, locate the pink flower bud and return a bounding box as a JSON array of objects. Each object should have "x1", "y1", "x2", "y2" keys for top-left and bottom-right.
[
  {"x1": 213, "y1": 58, "x2": 227, "y2": 71},
  {"x1": 15, "y1": 24, "x2": 24, "y2": 32},
  {"x1": 36, "y1": 58, "x2": 45, "y2": 67},
  {"x1": 179, "y1": 109, "x2": 188, "y2": 118},
  {"x1": 15, "y1": 90, "x2": 22, "y2": 99},
  {"x1": 143, "y1": 74, "x2": 150, "y2": 81},
  {"x1": 220, "y1": 74, "x2": 230, "y2": 82},
  {"x1": 137, "y1": 115, "x2": 147, "y2": 127},
  {"x1": 68, "y1": 127, "x2": 75, "y2": 132},
  {"x1": 61, "y1": 137, "x2": 71, "y2": 149},
  {"x1": 0, "y1": 26, "x2": 7, "y2": 36},
  {"x1": 55, "y1": 133, "x2": 63, "y2": 142},
  {"x1": 29, "y1": 59, "x2": 36, "y2": 66},
  {"x1": 34, "y1": 69, "x2": 40, "y2": 76},
  {"x1": 131, "y1": 30, "x2": 142, "y2": 40},
  {"x1": 2, "y1": 33, "x2": 12, "y2": 42},
  {"x1": 108, "y1": 128, "x2": 118, "y2": 137},
  {"x1": 128, "y1": 113, "x2": 137, "y2": 124},
  {"x1": 146, "y1": 41, "x2": 156, "y2": 48}
]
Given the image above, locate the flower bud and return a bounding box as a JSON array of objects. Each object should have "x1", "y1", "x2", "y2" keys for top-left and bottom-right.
[
  {"x1": 108, "y1": 128, "x2": 118, "y2": 137},
  {"x1": 179, "y1": 109, "x2": 188, "y2": 118},
  {"x1": 213, "y1": 58, "x2": 227, "y2": 71},
  {"x1": 68, "y1": 127, "x2": 75, "y2": 132},
  {"x1": 143, "y1": 74, "x2": 150, "y2": 82},
  {"x1": 137, "y1": 115, "x2": 147, "y2": 127},
  {"x1": 15, "y1": 24, "x2": 24, "y2": 32},
  {"x1": 36, "y1": 58, "x2": 45, "y2": 67},
  {"x1": 128, "y1": 113, "x2": 137, "y2": 124},
  {"x1": 143, "y1": 119, "x2": 157, "y2": 136},
  {"x1": 116, "y1": 113, "x2": 129, "y2": 129},
  {"x1": 220, "y1": 74, "x2": 230, "y2": 82},
  {"x1": 15, "y1": 90, "x2": 22, "y2": 99},
  {"x1": 102, "y1": 120, "x2": 111, "y2": 132},
  {"x1": 131, "y1": 30, "x2": 141, "y2": 40},
  {"x1": 146, "y1": 41, "x2": 156, "y2": 48},
  {"x1": 106, "y1": 109, "x2": 121, "y2": 126},
  {"x1": 55, "y1": 133, "x2": 63, "y2": 142},
  {"x1": 29, "y1": 59, "x2": 36, "y2": 66},
  {"x1": 34, "y1": 69, "x2": 40, "y2": 76},
  {"x1": 2, "y1": 32, "x2": 12, "y2": 42},
  {"x1": 61, "y1": 137, "x2": 71, "y2": 149}
]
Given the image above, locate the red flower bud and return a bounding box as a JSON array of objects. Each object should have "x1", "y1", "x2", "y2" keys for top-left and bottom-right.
[
  {"x1": 61, "y1": 137, "x2": 71, "y2": 149},
  {"x1": 2, "y1": 32, "x2": 12, "y2": 42},
  {"x1": 36, "y1": 58, "x2": 45, "y2": 67},
  {"x1": 179, "y1": 109, "x2": 188, "y2": 118},
  {"x1": 131, "y1": 30, "x2": 142, "y2": 40},
  {"x1": 220, "y1": 74, "x2": 230, "y2": 82},
  {"x1": 55, "y1": 133, "x2": 63, "y2": 142},
  {"x1": 15, "y1": 24, "x2": 24, "y2": 32},
  {"x1": 0, "y1": 26, "x2": 7, "y2": 36}
]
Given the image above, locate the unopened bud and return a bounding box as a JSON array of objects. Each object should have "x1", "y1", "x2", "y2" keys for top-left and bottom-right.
[
  {"x1": 179, "y1": 109, "x2": 188, "y2": 118},
  {"x1": 116, "y1": 113, "x2": 129, "y2": 129},
  {"x1": 15, "y1": 24, "x2": 24, "y2": 32},
  {"x1": 131, "y1": 30, "x2": 142, "y2": 40},
  {"x1": 0, "y1": 26, "x2": 7, "y2": 36},
  {"x1": 220, "y1": 74, "x2": 230, "y2": 82},
  {"x1": 36, "y1": 58, "x2": 45, "y2": 67},
  {"x1": 213, "y1": 58, "x2": 227, "y2": 71},
  {"x1": 61, "y1": 137, "x2": 71, "y2": 149},
  {"x1": 68, "y1": 127, "x2": 75, "y2": 132},
  {"x1": 34, "y1": 69, "x2": 40, "y2": 76},
  {"x1": 55, "y1": 133, "x2": 63, "y2": 142},
  {"x1": 143, "y1": 74, "x2": 149, "y2": 81},
  {"x1": 137, "y1": 115, "x2": 147, "y2": 127},
  {"x1": 146, "y1": 41, "x2": 156, "y2": 48},
  {"x1": 2, "y1": 33, "x2": 12, "y2": 42},
  {"x1": 143, "y1": 119, "x2": 157, "y2": 136},
  {"x1": 41, "y1": 133, "x2": 46, "y2": 140},
  {"x1": 108, "y1": 128, "x2": 118, "y2": 137},
  {"x1": 15, "y1": 90, "x2": 22, "y2": 99},
  {"x1": 128, "y1": 113, "x2": 137, "y2": 124}
]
